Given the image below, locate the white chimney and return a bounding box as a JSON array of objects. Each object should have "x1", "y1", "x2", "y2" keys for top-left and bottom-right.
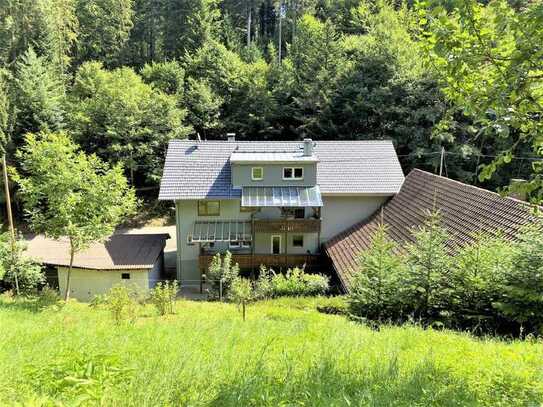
[
  {"x1": 303, "y1": 138, "x2": 313, "y2": 156},
  {"x1": 227, "y1": 133, "x2": 236, "y2": 142}
]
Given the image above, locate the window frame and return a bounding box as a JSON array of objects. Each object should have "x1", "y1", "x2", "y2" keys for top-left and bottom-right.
[
  {"x1": 292, "y1": 235, "x2": 304, "y2": 248},
  {"x1": 198, "y1": 200, "x2": 221, "y2": 216},
  {"x1": 251, "y1": 167, "x2": 264, "y2": 181},
  {"x1": 283, "y1": 167, "x2": 304, "y2": 180}
]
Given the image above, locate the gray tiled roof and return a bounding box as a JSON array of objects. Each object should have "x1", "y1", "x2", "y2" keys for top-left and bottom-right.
[{"x1": 159, "y1": 140, "x2": 404, "y2": 200}]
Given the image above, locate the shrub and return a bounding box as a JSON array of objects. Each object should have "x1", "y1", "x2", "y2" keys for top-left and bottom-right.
[
  {"x1": 228, "y1": 277, "x2": 254, "y2": 321},
  {"x1": 493, "y1": 222, "x2": 543, "y2": 334},
  {"x1": 104, "y1": 285, "x2": 141, "y2": 324},
  {"x1": 348, "y1": 223, "x2": 404, "y2": 321},
  {"x1": 254, "y1": 265, "x2": 273, "y2": 299},
  {"x1": 206, "y1": 251, "x2": 240, "y2": 299},
  {"x1": 36, "y1": 286, "x2": 62, "y2": 310},
  {"x1": 149, "y1": 280, "x2": 178, "y2": 316},
  {"x1": 269, "y1": 267, "x2": 329, "y2": 297},
  {"x1": 0, "y1": 233, "x2": 45, "y2": 294}
]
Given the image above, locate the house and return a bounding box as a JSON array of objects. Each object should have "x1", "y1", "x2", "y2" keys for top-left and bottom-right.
[
  {"x1": 324, "y1": 169, "x2": 538, "y2": 292},
  {"x1": 158, "y1": 138, "x2": 405, "y2": 285},
  {"x1": 25, "y1": 234, "x2": 170, "y2": 301}
]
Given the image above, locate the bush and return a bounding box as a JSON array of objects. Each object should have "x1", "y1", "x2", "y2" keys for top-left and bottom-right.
[
  {"x1": 268, "y1": 267, "x2": 329, "y2": 297},
  {"x1": 254, "y1": 265, "x2": 273, "y2": 299},
  {"x1": 206, "y1": 251, "x2": 239, "y2": 299},
  {"x1": 0, "y1": 233, "x2": 45, "y2": 294},
  {"x1": 104, "y1": 285, "x2": 141, "y2": 324},
  {"x1": 36, "y1": 286, "x2": 62, "y2": 310},
  {"x1": 149, "y1": 280, "x2": 178, "y2": 315}
]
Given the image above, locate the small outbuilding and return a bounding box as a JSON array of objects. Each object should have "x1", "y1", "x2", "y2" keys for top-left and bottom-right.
[{"x1": 25, "y1": 233, "x2": 170, "y2": 301}]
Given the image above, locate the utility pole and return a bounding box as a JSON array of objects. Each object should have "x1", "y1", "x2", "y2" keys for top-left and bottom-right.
[
  {"x1": 2, "y1": 154, "x2": 19, "y2": 295},
  {"x1": 439, "y1": 147, "x2": 445, "y2": 177}
]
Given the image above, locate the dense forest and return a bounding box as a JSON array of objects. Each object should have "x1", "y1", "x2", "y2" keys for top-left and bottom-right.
[{"x1": 0, "y1": 0, "x2": 541, "y2": 203}]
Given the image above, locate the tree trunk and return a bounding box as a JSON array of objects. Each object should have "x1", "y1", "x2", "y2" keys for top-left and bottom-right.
[
  {"x1": 64, "y1": 244, "x2": 75, "y2": 301},
  {"x1": 278, "y1": 1, "x2": 282, "y2": 63},
  {"x1": 242, "y1": 301, "x2": 246, "y2": 321},
  {"x1": 247, "y1": 2, "x2": 252, "y2": 47},
  {"x1": 2, "y1": 154, "x2": 18, "y2": 295}
]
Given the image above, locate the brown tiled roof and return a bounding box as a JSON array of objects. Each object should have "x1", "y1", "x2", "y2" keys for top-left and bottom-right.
[
  {"x1": 25, "y1": 234, "x2": 170, "y2": 270},
  {"x1": 324, "y1": 169, "x2": 539, "y2": 291}
]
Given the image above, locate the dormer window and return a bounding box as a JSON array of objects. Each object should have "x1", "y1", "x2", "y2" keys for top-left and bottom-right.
[
  {"x1": 251, "y1": 167, "x2": 264, "y2": 181},
  {"x1": 283, "y1": 167, "x2": 303, "y2": 180}
]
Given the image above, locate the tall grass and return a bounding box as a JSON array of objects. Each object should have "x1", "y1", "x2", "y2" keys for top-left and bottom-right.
[{"x1": 0, "y1": 296, "x2": 542, "y2": 406}]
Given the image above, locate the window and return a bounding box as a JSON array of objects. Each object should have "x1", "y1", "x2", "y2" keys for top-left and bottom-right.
[
  {"x1": 230, "y1": 240, "x2": 252, "y2": 249},
  {"x1": 283, "y1": 167, "x2": 304, "y2": 180},
  {"x1": 292, "y1": 235, "x2": 304, "y2": 248},
  {"x1": 294, "y1": 208, "x2": 305, "y2": 219},
  {"x1": 252, "y1": 167, "x2": 264, "y2": 181},
  {"x1": 198, "y1": 200, "x2": 220, "y2": 216},
  {"x1": 121, "y1": 273, "x2": 130, "y2": 280}
]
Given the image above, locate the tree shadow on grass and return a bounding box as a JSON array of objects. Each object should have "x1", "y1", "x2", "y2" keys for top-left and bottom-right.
[
  {"x1": 0, "y1": 297, "x2": 63, "y2": 313},
  {"x1": 207, "y1": 357, "x2": 481, "y2": 407}
]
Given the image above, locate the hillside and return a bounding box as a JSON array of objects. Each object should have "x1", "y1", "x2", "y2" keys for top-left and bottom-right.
[{"x1": 1, "y1": 297, "x2": 542, "y2": 406}]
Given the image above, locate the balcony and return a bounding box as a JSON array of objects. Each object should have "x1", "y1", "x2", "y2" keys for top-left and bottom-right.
[
  {"x1": 253, "y1": 218, "x2": 321, "y2": 234},
  {"x1": 199, "y1": 253, "x2": 321, "y2": 272}
]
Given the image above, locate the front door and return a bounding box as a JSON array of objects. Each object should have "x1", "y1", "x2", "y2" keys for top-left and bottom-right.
[{"x1": 271, "y1": 235, "x2": 281, "y2": 254}]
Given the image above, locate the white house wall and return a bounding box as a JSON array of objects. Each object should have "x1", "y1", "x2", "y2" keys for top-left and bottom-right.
[
  {"x1": 320, "y1": 196, "x2": 389, "y2": 242},
  {"x1": 57, "y1": 267, "x2": 150, "y2": 302}
]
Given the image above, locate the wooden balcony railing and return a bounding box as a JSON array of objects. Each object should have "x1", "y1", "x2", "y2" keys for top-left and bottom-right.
[
  {"x1": 199, "y1": 253, "x2": 320, "y2": 271},
  {"x1": 253, "y1": 219, "x2": 321, "y2": 233}
]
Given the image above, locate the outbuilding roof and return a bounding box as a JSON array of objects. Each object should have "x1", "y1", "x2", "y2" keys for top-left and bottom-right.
[
  {"x1": 25, "y1": 234, "x2": 170, "y2": 270},
  {"x1": 324, "y1": 169, "x2": 539, "y2": 291},
  {"x1": 159, "y1": 140, "x2": 404, "y2": 200}
]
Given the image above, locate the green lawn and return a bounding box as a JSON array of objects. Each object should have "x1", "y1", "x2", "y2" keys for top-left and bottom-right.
[{"x1": 1, "y1": 297, "x2": 542, "y2": 406}]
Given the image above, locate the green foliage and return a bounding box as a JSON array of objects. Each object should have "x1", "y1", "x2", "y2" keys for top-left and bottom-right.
[
  {"x1": 184, "y1": 77, "x2": 223, "y2": 137},
  {"x1": 140, "y1": 61, "x2": 185, "y2": 96},
  {"x1": 258, "y1": 267, "x2": 330, "y2": 298},
  {"x1": 13, "y1": 48, "x2": 65, "y2": 136},
  {"x1": 74, "y1": 0, "x2": 134, "y2": 65},
  {"x1": 103, "y1": 284, "x2": 141, "y2": 324},
  {"x1": 453, "y1": 232, "x2": 515, "y2": 330},
  {"x1": 12, "y1": 132, "x2": 137, "y2": 299},
  {"x1": 228, "y1": 277, "x2": 254, "y2": 320},
  {"x1": 0, "y1": 72, "x2": 10, "y2": 153},
  {"x1": 419, "y1": 0, "x2": 543, "y2": 204},
  {"x1": 0, "y1": 232, "x2": 44, "y2": 293},
  {"x1": 494, "y1": 222, "x2": 543, "y2": 332},
  {"x1": 348, "y1": 223, "x2": 404, "y2": 321},
  {"x1": 149, "y1": 280, "x2": 179, "y2": 316},
  {"x1": 69, "y1": 62, "x2": 191, "y2": 185},
  {"x1": 1, "y1": 298, "x2": 543, "y2": 405},
  {"x1": 402, "y1": 210, "x2": 452, "y2": 321},
  {"x1": 206, "y1": 251, "x2": 240, "y2": 298}
]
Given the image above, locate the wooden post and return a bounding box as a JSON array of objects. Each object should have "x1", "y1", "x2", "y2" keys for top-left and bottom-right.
[
  {"x1": 284, "y1": 219, "x2": 288, "y2": 270},
  {"x1": 2, "y1": 155, "x2": 19, "y2": 295}
]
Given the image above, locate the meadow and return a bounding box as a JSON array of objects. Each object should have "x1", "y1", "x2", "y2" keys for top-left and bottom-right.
[{"x1": 1, "y1": 296, "x2": 542, "y2": 406}]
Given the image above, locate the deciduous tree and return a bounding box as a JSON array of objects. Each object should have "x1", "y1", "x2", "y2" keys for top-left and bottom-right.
[{"x1": 12, "y1": 132, "x2": 137, "y2": 300}]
